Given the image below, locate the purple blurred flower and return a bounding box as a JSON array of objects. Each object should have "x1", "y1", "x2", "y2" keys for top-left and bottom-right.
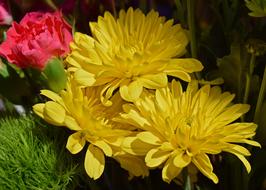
[
  {"x1": 0, "y1": 0, "x2": 12, "y2": 25},
  {"x1": 60, "y1": 0, "x2": 76, "y2": 15}
]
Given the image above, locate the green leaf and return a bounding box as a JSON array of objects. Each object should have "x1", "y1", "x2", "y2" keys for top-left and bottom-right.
[
  {"x1": 217, "y1": 45, "x2": 260, "y2": 101},
  {"x1": 245, "y1": 0, "x2": 266, "y2": 17},
  {"x1": 217, "y1": 46, "x2": 242, "y2": 93}
]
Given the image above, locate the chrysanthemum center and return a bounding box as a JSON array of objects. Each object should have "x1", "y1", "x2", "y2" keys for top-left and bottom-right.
[
  {"x1": 124, "y1": 71, "x2": 134, "y2": 78},
  {"x1": 185, "y1": 148, "x2": 193, "y2": 157},
  {"x1": 124, "y1": 42, "x2": 143, "y2": 55},
  {"x1": 185, "y1": 116, "x2": 194, "y2": 126},
  {"x1": 113, "y1": 37, "x2": 144, "y2": 59}
]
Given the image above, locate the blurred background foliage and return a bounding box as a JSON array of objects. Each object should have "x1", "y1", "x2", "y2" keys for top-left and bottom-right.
[{"x1": 0, "y1": 0, "x2": 266, "y2": 189}]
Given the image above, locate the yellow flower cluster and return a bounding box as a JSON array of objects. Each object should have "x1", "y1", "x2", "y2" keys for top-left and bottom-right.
[{"x1": 33, "y1": 8, "x2": 260, "y2": 184}]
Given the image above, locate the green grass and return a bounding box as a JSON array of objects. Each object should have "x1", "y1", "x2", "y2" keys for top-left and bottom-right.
[{"x1": 0, "y1": 114, "x2": 78, "y2": 190}]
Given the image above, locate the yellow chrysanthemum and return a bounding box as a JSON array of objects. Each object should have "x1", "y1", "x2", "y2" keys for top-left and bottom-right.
[
  {"x1": 66, "y1": 8, "x2": 203, "y2": 105},
  {"x1": 118, "y1": 80, "x2": 260, "y2": 183},
  {"x1": 33, "y1": 74, "x2": 148, "y2": 179}
]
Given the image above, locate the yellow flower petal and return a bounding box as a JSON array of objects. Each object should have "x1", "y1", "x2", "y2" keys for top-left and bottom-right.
[
  {"x1": 243, "y1": 139, "x2": 261, "y2": 147},
  {"x1": 99, "y1": 79, "x2": 122, "y2": 106},
  {"x1": 226, "y1": 144, "x2": 251, "y2": 156},
  {"x1": 64, "y1": 115, "x2": 82, "y2": 131},
  {"x1": 115, "y1": 154, "x2": 149, "y2": 177},
  {"x1": 74, "y1": 69, "x2": 96, "y2": 86},
  {"x1": 214, "y1": 104, "x2": 250, "y2": 124},
  {"x1": 173, "y1": 152, "x2": 191, "y2": 168},
  {"x1": 192, "y1": 154, "x2": 218, "y2": 184},
  {"x1": 94, "y1": 140, "x2": 113, "y2": 157},
  {"x1": 43, "y1": 101, "x2": 65, "y2": 126},
  {"x1": 32, "y1": 103, "x2": 45, "y2": 119},
  {"x1": 160, "y1": 142, "x2": 174, "y2": 151},
  {"x1": 41, "y1": 90, "x2": 62, "y2": 102},
  {"x1": 224, "y1": 145, "x2": 252, "y2": 173},
  {"x1": 120, "y1": 81, "x2": 143, "y2": 102},
  {"x1": 233, "y1": 153, "x2": 251, "y2": 173},
  {"x1": 66, "y1": 55, "x2": 81, "y2": 68},
  {"x1": 120, "y1": 108, "x2": 150, "y2": 129},
  {"x1": 165, "y1": 59, "x2": 203, "y2": 82},
  {"x1": 166, "y1": 70, "x2": 191, "y2": 82},
  {"x1": 162, "y1": 156, "x2": 182, "y2": 183},
  {"x1": 137, "y1": 131, "x2": 161, "y2": 145},
  {"x1": 170, "y1": 79, "x2": 183, "y2": 98},
  {"x1": 145, "y1": 148, "x2": 171, "y2": 168},
  {"x1": 66, "y1": 132, "x2": 86, "y2": 154},
  {"x1": 84, "y1": 144, "x2": 105, "y2": 180},
  {"x1": 167, "y1": 58, "x2": 204, "y2": 73},
  {"x1": 155, "y1": 89, "x2": 169, "y2": 113},
  {"x1": 139, "y1": 73, "x2": 168, "y2": 89},
  {"x1": 122, "y1": 136, "x2": 155, "y2": 156}
]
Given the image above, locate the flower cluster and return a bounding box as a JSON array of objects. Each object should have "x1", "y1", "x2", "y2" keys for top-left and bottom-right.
[{"x1": 27, "y1": 8, "x2": 259, "y2": 183}]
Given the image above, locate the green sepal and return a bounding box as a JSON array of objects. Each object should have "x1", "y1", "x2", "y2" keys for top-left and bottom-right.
[
  {"x1": 42, "y1": 57, "x2": 67, "y2": 93},
  {"x1": 0, "y1": 62, "x2": 9, "y2": 78}
]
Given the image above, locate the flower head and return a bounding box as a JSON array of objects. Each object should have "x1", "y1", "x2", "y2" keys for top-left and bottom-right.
[
  {"x1": 66, "y1": 8, "x2": 203, "y2": 105},
  {"x1": 0, "y1": 2, "x2": 12, "y2": 25},
  {"x1": 0, "y1": 11, "x2": 72, "y2": 70},
  {"x1": 118, "y1": 80, "x2": 260, "y2": 183},
  {"x1": 33, "y1": 73, "x2": 148, "y2": 179}
]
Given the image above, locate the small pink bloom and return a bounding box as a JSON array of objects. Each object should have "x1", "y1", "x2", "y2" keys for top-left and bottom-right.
[
  {"x1": 0, "y1": 2, "x2": 12, "y2": 25},
  {"x1": 0, "y1": 11, "x2": 72, "y2": 70}
]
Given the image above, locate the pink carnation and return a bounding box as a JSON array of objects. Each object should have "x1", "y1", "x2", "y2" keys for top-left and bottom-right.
[{"x1": 0, "y1": 11, "x2": 72, "y2": 70}]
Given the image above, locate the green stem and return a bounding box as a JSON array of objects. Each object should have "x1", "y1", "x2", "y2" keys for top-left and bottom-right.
[
  {"x1": 237, "y1": 45, "x2": 245, "y2": 103},
  {"x1": 240, "y1": 52, "x2": 256, "y2": 190},
  {"x1": 187, "y1": 0, "x2": 201, "y2": 79},
  {"x1": 254, "y1": 64, "x2": 266, "y2": 123},
  {"x1": 187, "y1": 0, "x2": 197, "y2": 58},
  {"x1": 243, "y1": 73, "x2": 251, "y2": 105},
  {"x1": 174, "y1": 0, "x2": 185, "y2": 26},
  {"x1": 43, "y1": 0, "x2": 57, "y2": 10},
  {"x1": 243, "y1": 54, "x2": 256, "y2": 104},
  {"x1": 242, "y1": 53, "x2": 256, "y2": 121},
  {"x1": 183, "y1": 168, "x2": 192, "y2": 190}
]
